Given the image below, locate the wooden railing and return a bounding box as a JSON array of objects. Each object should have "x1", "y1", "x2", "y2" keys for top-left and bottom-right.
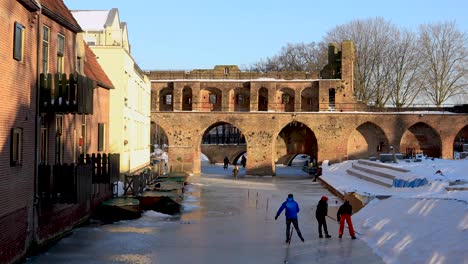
[
  {"x1": 124, "y1": 168, "x2": 157, "y2": 196},
  {"x1": 38, "y1": 153, "x2": 120, "y2": 205},
  {"x1": 39, "y1": 73, "x2": 94, "y2": 114},
  {"x1": 38, "y1": 163, "x2": 92, "y2": 204}
]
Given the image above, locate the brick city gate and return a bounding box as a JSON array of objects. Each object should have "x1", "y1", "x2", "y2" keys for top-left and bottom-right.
[{"x1": 151, "y1": 111, "x2": 467, "y2": 175}]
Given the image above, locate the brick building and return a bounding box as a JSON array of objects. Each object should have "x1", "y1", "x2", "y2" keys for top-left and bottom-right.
[{"x1": 0, "y1": 1, "x2": 117, "y2": 263}]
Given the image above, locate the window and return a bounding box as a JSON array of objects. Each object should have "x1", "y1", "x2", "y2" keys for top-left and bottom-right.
[
  {"x1": 13, "y1": 22, "x2": 24, "y2": 61},
  {"x1": 165, "y1": 94, "x2": 172, "y2": 105},
  {"x1": 55, "y1": 115, "x2": 63, "y2": 164},
  {"x1": 224, "y1": 67, "x2": 230, "y2": 75},
  {"x1": 236, "y1": 94, "x2": 244, "y2": 105},
  {"x1": 42, "y1": 26, "x2": 49, "y2": 74},
  {"x1": 81, "y1": 115, "x2": 87, "y2": 154},
  {"x1": 209, "y1": 94, "x2": 217, "y2": 104},
  {"x1": 10, "y1": 128, "x2": 23, "y2": 166},
  {"x1": 282, "y1": 94, "x2": 290, "y2": 104},
  {"x1": 57, "y1": 34, "x2": 64, "y2": 74},
  {"x1": 40, "y1": 117, "x2": 48, "y2": 164},
  {"x1": 329, "y1": 88, "x2": 336, "y2": 110},
  {"x1": 98, "y1": 123, "x2": 105, "y2": 152}
]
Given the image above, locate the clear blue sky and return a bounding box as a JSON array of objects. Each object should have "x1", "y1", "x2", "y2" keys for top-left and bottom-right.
[{"x1": 64, "y1": 0, "x2": 467, "y2": 70}]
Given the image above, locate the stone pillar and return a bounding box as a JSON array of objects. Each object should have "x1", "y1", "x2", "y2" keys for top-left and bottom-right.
[
  {"x1": 191, "y1": 82, "x2": 201, "y2": 111},
  {"x1": 152, "y1": 87, "x2": 160, "y2": 111},
  {"x1": 440, "y1": 132, "x2": 454, "y2": 159},
  {"x1": 245, "y1": 129, "x2": 275, "y2": 176},
  {"x1": 222, "y1": 88, "x2": 231, "y2": 112},
  {"x1": 269, "y1": 85, "x2": 278, "y2": 111},
  {"x1": 173, "y1": 82, "x2": 184, "y2": 111},
  {"x1": 294, "y1": 89, "x2": 302, "y2": 112},
  {"x1": 250, "y1": 83, "x2": 259, "y2": 112}
]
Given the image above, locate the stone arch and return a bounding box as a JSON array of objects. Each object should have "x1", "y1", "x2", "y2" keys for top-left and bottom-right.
[
  {"x1": 453, "y1": 125, "x2": 468, "y2": 158},
  {"x1": 199, "y1": 121, "x2": 246, "y2": 167},
  {"x1": 233, "y1": 86, "x2": 250, "y2": 112},
  {"x1": 182, "y1": 86, "x2": 192, "y2": 111},
  {"x1": 258, "y1": 87, "x2": 268, "y2": 111},
  {"x1": 159, "y1": 86, "x2": 173, "y2": 111},
  {"x1": 300, "y1": 86, "x2": 317, "y2": 112},
  {"x1": 274, "y1": 121, "x2": 317, "y2": 165},
  {"x1": 347, "y1": 122, "x2": 389, "y2": 160},
  {"x1": 232, "y1": 151, "x2": 247, "y2": 165},
  {"x1": 277, "y1": 87, "x2": 295, "y2": 112},
  {"x1": 400, "y1": 122, "x2": 442, "y2": 158},
  {"x1": 150, "y1": 121, "x2": 170, "y2": 157},
  {"x1": 200, "y1": 87, "x2": 222, "y2": 111}
]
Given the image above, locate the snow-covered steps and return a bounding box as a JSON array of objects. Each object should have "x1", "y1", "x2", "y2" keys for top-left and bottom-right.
[
  {"x1": 346, "y1": 160, "x2": 429, "y2": 188},
  {"x1": 346, "y1": 167, "x2": 394, "y2": 188}
]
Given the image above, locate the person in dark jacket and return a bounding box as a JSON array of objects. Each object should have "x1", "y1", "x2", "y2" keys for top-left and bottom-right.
[
  {"x1": 223, "y1": 156, "x2": 229, "y2": 170},
  {"x1": 315, "y1": 196, "x2": 331, "y2": 238},
  {"x1": 275, "y1": 194, "x2": 305, "y2": 243},
  {"x1": 336, "y1": 200, "x2": 356, "y2": 239},
  {"x1": 313, "y1": 166, "x2": 322, "y2": 182}
]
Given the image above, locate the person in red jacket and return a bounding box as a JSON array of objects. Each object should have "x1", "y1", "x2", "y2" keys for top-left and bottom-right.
[{"x1": 336, "y1": 200, "x2": 356, "y2": 239}]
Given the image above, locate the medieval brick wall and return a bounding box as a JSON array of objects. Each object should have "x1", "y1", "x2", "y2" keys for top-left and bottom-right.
[{"x1": 152, "y1": 111, "x2": 468, "y2": 176}]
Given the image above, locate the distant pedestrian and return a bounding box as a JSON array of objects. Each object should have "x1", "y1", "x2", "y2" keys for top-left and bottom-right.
[
  {"x1": 232, "y1": 165, "x2": 239, "y2": 179},
  {"x1": 241, "y1": 155, "x2": 246, "y2": 168},
  {"x1": 315, "y1": 196, "x2": 331, "y2": 238},
  {"x1": 223, "y1": 156, "x2": 229, "y2": 170},
  {"x1": 313, "y1": 166, "x2": 322, "y2": 182},
  {"x1": 337, "y1": 200, "x2": 356, "y2": 239},
  {"x1": 275, "y1": 194, "x2": 305, "y2": 243}
]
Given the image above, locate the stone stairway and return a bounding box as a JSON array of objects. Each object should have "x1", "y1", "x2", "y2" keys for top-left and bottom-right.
[{"x1": 346, "y1": 159, "x2": 410, "y2": 188}]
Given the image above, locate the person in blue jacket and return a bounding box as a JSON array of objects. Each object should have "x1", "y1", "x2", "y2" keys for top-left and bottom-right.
[{"x1": 275, "y1": 194, "x2": 305, "y2": 243}]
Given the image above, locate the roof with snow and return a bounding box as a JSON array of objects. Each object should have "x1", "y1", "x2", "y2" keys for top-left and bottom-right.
[{"x1": 71, "y1": 10, "x2": 110, "y2": 31}]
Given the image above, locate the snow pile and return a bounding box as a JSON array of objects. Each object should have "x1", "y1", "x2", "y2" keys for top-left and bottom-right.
[{"x1": 322, "y1": 158, "x2": 468, "y2": 264}]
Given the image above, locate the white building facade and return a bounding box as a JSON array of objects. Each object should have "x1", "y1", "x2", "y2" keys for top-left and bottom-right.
[{"x1": 72, "y1": 8, "x2": 151, "y2": 174}]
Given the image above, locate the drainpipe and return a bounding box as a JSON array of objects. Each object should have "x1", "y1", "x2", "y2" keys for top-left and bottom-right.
[{"x1": 33, "y1": 1, "x2": 42, "y2": 248}]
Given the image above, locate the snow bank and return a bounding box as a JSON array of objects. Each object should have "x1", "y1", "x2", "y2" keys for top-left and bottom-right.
[{"x1": 353, "y1": 197, "x2": 468, "y2": 264}]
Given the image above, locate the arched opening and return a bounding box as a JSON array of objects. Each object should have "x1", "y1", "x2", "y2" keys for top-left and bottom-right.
[
  {"x1": 453, "y1": 125, "x2": 468, "y2": 159},
  {"x1": 233, "y1": 86, "x2": 250, "y2": 112},
  {"x1": 200, "y1": 122, "x2": 246, "y2": 175},
  {"x1": 159, "y1": 87, "x2": 173, "y2": 111},
  {"x1": 400, "y1": 122, "x2": 441, "y2": 158},
  {"x1": 301, "y1": 87, "x2": 316, "y2": 112},
  {"x1": 258, "y1": 87, "x2": 268, "y2": 111},
  {"x1": 182, "y1": 86, "x2": 192, "y2": 111},
  {"x1": 347, "y1": 122, "x2": 389, "y2": 160},
  {"x1": 150, "y1": 122, "x2": 169, "y2": 153},
  {"x1": 275, "y1": 122, "x2": 317, "y2": 176},
  {"x1": 200, "y1": 87, "x2": 222, "y2": 112},
  {"x1": 328, "y1": 88, "x2": 335, "y2": 111},
  {"x1": 277, "y1": 88, "x2": 295, "y2": 112}
]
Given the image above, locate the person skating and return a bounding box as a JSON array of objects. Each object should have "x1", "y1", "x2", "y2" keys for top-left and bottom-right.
[
  {"x1": 232, "y1": 164, "x2": 239, "y2": 179},
  {"x1": 313, "y1": 166, "x2": 322, "y2": 182},
  {"x1": 315, "y1": 196, "x2": 331, "y2": 238},
  {"x1": 336, "y1": 200, "x2": 356, "y2": 239},
  {"x1": 275, "y1": 194, "x2": 305, "y2": 243},
  {"x1": 223, "y1": 156, "x2": 229, "y2": 170}
]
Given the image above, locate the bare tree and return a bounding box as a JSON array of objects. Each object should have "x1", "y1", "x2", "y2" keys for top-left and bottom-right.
[
  {"x1": 324, "y1": 17, "x2": 398, "y2": 105},
  {"x1": 388, "y1": 29, "x2": 423, "y2": 108},
  {"x1": 418, "y1": 21, "x2": 467, "y2": 107},
  {"x1": 252, "y1": 42, "x2": 328, "y2": 73}
]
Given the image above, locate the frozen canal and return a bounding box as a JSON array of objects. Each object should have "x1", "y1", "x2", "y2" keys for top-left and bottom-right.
[{"x1": 26, "y1": 165, "x2": 383, "y2": 264}]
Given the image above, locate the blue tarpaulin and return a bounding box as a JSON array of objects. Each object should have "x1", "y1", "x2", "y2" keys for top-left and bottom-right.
[{"x1": 393, "y1": 178, "x2": 428, "y2": 188}]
